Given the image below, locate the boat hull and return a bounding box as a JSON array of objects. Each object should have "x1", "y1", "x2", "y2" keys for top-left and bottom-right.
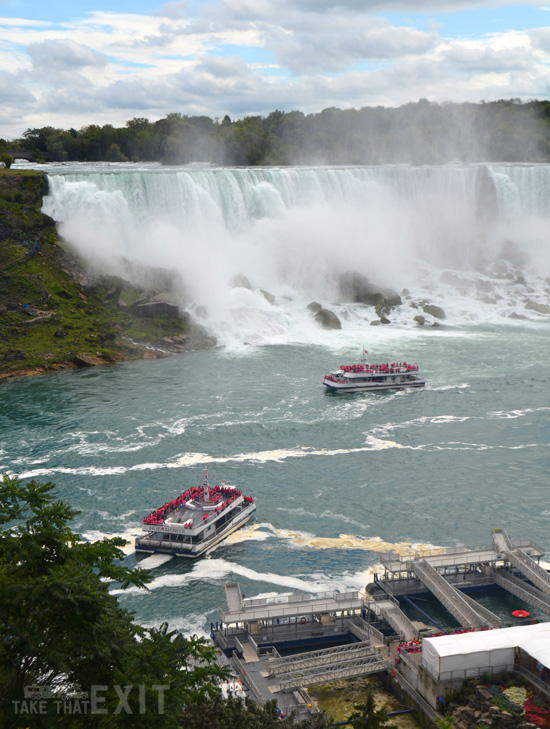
[{"x1": 324, "y1": 379, "x2": 425, "y2": 393}]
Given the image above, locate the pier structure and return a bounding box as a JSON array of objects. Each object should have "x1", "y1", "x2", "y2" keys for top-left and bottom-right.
[
  {"x1": 370, "y1": 530, "x2": 550, "y2": 628},
  {"x1": 213, "y1": 582, "x2": 392, "y2": 720},
  {"x1": 211, "y1": 531, "x2": 550, "y2": 723}
]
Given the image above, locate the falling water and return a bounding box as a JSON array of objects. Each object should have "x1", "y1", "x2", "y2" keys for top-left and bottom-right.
[{"x1": 40, "y1": 162, "x2": 550, "y2": 346}]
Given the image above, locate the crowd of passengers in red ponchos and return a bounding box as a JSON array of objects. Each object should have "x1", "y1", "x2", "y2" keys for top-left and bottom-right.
[
  {"x1": 142, "y1": 483, "x2": 254, "y2": 527},
  {"x1": 340, "y1": 362, "x2": 418, "y2": 374},
  {"x1": 397, "y1": 627, "x2": 494, "y2": 657}
]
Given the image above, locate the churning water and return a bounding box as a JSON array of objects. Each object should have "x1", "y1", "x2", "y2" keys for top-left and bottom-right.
[{"x1": 2, "y1": 161, "x2": 550, "y2": 634}]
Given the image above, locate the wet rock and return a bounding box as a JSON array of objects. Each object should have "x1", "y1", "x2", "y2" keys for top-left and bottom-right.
[
  {"x1": 382, "y1": 293, "x2": 402, "y2": 309},
  {"x1": 413, "y1": 315, "x2": 425, "y2": 326},
  {"x1": 379, "y1": 315, "x2": 391, "y2": 324},
  {"x1": 260, "y1": 289, "x2": 275, "y2": 305},
  {"x1": 134, "y1": 300, "x2": 181, "y2": 318},
  {"x1": 525, "y1": 300, "x2": 550, "y2": 315},
  {"x1": 229, "y1": 273, "x2": 252, "y2": 290},
  {"x1": 307, "y1": 301, "x2": 322, "y2": 314},
  {"x1": 314, "y1": 308, "x2": 341, "y2": 330},
  {"x1": 370, "y1": 320, "x2": 380, "y2": 326},
  {"x1": 338, "y1": 271, "x2": 385, "y2": 305},
  {"x1": 73, "y1": 353, "x2": 102, "y2": 367},
  {"x1": 509, "y1": 312, "x2": 528, "y2": 320},
  {"x1": 423, "y1": 303, "x2": 446, "y2": 319},
  {"x1": 195, "y1": 305, "x2": 208, "y2": 319}
]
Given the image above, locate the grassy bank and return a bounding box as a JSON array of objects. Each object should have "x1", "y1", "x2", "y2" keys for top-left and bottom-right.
[{"x1": 0, "y1": 170, "x2": 214, "y2": 380}]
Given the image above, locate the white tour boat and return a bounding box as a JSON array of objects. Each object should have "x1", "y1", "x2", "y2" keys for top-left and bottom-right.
[
  {"x1": 323, "y1": 357, "x2": 425, "y2": 393},
  {"x1": 135, "y1": 471, "x2": 256, "y2": 558}
]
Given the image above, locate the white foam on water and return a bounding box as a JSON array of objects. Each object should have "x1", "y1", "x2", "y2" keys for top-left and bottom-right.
[
  {"x1": 110, "y1": 557, "x2": 347, "y2": 596},
  {"x1": 137, "y1": 553, "x2": 174, "y2": 569},
  {"x1": 80, "y1": 528, "x2": 141, "y2": 555},
  {"x1": 139, "y1": 613, "x2": 210, "y2": 639}
]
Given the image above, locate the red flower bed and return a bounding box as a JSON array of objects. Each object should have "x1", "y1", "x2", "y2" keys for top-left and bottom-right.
[{"x1": 524, "y1": 697, "x2": 550, "y2": 728}]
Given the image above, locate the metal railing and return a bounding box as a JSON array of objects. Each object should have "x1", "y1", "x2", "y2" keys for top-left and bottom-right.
[
  {"x1": 516, "y1": 665, "x2": 550, "y2": 700},
  {"x1": 409, "y1": 559, "x2": 485, "y2": 629},
  {"x1": 434, "y1": 662, "x2": 514, "y2": 682},
  {"x1": 346, "y1": 616, "x2": 386, "y2": 645},
  {"x1": 513, "y1": 550, "x2": 550, "y2": 594},
  {"x1": 230, "y1": 654, "x2": 265, "y2": 705},
  {"x1": 492, "y1": 569, "x2": 550, "y2": 616},
  {"x1": 377, "y1": 602, "x2": 419, "y2": 641}
]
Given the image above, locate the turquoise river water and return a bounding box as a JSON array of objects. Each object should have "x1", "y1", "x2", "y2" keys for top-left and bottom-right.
[{"x1": 2, "y1": 162, "x2": 550, "y2": 635}]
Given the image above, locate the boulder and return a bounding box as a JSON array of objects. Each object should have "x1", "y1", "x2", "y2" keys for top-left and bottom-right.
[
  {"x1": 229, "y1": 273, "x2": 252, "y2": 290},
  {"x1": 360, "y1": 291, "x2": 385, "y2": 306},
  {"x1": 338, "y1": 271, "x2": 371, "y2": 301},
  {"x1": 338, "y1": 271, "x2": 386, "y2": 305},
  {"x1": 413, "y1": 315, "x2": 425, "y2": 326},
  {"x1": 195, "y1": 305, "x2": 208, "y2": 319},
  {"x1": 73, "y1": 353, "x2": 102, "y2": 367},
  {"x1": 314, "y1": 308, "x2": 341, "y2": 330},
  {"x1": 307, "y1": 301, "x2": 322, "y2": 314},
  {"x1": 423, "y1": 303, "x2": 446, "y2": 319},
  {"x1": 260, "y1": 289, "x2": 275, "y2": 305},
  {"x1": 382, "y1": 293, "x2": 402, "y2": 309},
  {"x1": 379, "y1": 315, "x2": 391, "y2": 325},
  {"x1": 525, "y1": 300, "x2": 550, "y2": 315},
  {"x1": 134, "y1": 301, "x2": 180, "y2": 318}
]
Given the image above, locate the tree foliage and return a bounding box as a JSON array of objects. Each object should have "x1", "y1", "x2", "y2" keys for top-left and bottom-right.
[
  {"x1": 348, "y1": 689, "x2": 398, "y2": 729},
  {"x1": 0, "y1": 475, "x2": 227, "y2": 728},
  {"x1": 8, "y1": 99, "x2": 550, "y2": 166}
]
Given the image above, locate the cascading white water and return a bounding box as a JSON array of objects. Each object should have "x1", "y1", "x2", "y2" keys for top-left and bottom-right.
[{"x1": 41, "y1": 163, "x2": 550, "y2": 345}]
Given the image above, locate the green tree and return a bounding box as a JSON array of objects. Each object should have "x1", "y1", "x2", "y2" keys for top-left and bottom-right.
[
  {"x1": 0, "y1": 153, "x2": 14, "y2": 169},
  {"x1": 181, "y1": 695, "x2": 335, "y2": 728},
  {"x1": 348, "y1": 689, "x2": 397, "y2": 729},
  {"x1": 0, "y1": 475, "x2": 227, "y2": 728}
]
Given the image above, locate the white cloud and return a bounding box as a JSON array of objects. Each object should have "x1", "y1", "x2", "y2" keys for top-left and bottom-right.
[
  {"x1": 27, "y1": 39, "x2": 108, "y2": 70},
  {"x1": 0, "y1": 1, "x2": 548, "y2": 138}
]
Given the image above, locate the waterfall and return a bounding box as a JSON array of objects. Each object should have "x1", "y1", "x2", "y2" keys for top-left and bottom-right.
[{"x1": 42, "y1": 163, "x2": 550, "y2": 344}]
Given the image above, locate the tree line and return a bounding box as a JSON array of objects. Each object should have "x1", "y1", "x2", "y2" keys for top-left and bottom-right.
[{"x1": 2, "y1": 99, "x2": 550, "y2": 167}]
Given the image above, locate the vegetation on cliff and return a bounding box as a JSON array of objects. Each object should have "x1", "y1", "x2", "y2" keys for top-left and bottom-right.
[{"x1": 0, "y1": 170, "x2": 214, "y2": 380}]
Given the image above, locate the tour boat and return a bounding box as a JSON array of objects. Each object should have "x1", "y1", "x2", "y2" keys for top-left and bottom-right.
[
  {"x1": 323, "y1": 358, "x2": 425, "y2": 393},
  {"x1": 135, "y1": 471, "x2": 256, "y2": 558}
]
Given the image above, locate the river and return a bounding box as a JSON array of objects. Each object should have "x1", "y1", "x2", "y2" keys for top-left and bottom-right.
[{"x1": 2, "y1": 160, "x2": 550, "y2": 635}]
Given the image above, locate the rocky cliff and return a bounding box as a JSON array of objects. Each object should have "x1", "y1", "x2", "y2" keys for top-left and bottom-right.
[{"x1": 0, "y1": 170, "x2": 215, "y2": 380}]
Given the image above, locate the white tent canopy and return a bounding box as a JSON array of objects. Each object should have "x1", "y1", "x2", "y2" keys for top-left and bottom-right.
[{"x1": 422, "y1": 622, "x2": 550, "y2": 680}]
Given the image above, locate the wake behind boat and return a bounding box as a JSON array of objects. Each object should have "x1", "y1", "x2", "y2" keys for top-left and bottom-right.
[
  {"x1": 135, "y1": 471, "x2": 256, "y2": 558},
  {"x1": 324, "y1": 356, "x2": 425, "y2": 393}
]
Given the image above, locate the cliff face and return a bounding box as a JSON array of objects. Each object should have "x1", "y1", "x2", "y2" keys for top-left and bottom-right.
[{"x1": 0, "y1": 170, "x2": 215, "y2": 380}]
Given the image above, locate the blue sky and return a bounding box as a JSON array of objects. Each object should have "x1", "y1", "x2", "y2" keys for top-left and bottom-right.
[{"x1": 1, "y1": 1, "x2": 550, "y2": 138}]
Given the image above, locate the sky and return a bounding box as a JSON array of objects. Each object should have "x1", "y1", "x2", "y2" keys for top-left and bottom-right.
[{"x1": 1, "y1": 0, "x2": 550, "y2": 139}]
